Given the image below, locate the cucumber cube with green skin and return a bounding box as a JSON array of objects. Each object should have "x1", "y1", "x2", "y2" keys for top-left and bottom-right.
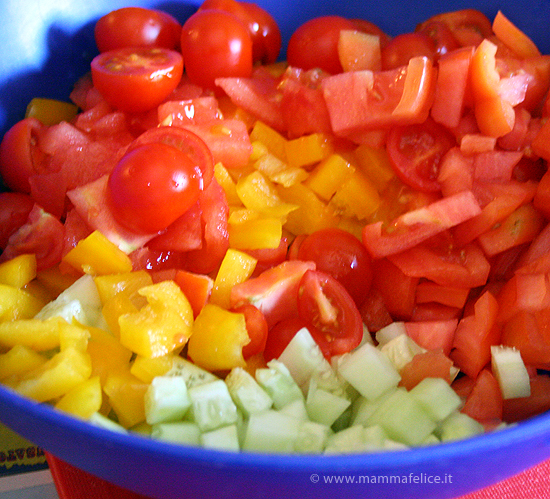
[
  {"x1": 225, "y1": 367, "x2": 273, "y2": 417},
  {"x1": 336, "y1": 342, "x2": 401, "y2": 401},
  {"x1": 491, "y1": 345, "x2": 531, "y2": 399},
  {"x1": 242, "y1": 410, "x2": 301, "y2": 453},
  {"x1": 200, "y1": 424, "x2": 240, "y2": 451},
  {"x1": 295, "y1": 421, "x2": 332, "y2": 454},
  {"x1": 435, "y1": 411, "x2": 485, "y2": 442},
  {"x1": 255, "y1": 360, "x2": 304, "y2": 409},
  {"x1": 144, "y1": 375, "x2": 191, "y2": 425},
  {"x1": 368, "y1": 388, "x2": 437, "y2": 446},
  {"x1": 305, "y1": 379, "x2": 351, "y2": 427},
  {"x1": 165, "y1": 357, "x2": 218, "y2": 389},
  {"x1": 409, "y1": 377, "x2": 462, "y2": 422},
  {"x1": 187, "y1": 379, "x2": 238, "y2": 432},
  {"x1": 151, "y1": 421, "x2": 201, "y2": 445}
]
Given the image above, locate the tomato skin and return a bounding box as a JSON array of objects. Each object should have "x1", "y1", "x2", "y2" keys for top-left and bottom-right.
[
  {"x1": 181, "y1": 9, "x2": 253, "y2": 90},
  {"x1": 94, "y1": 7, "x2": 182, "y2": 52},
  {"x1": 386, "y1": 118, "x2": 456, "y2": 192},
  {"x1": 240, "y1": 2, "x2": 282, "y2": 64},
  {"x1": 0, "y1": 192, "x2": 35, "y2": 249},
  {"x1": 297, "y1": 269, "x2": 363, "y2": 358},
  {"x1": 232, "y1": 303, "x2": 269, "y2": 358},
  {"x1": 351, "y1": 18, "x2": 392, "y2": 48},
  {"x1": 296, "y1": 228, "x2": 373, "y2": 307},
  {"x1": 263, "y1": 317, "x2": 308, "y2": 361},
  {"x1": 108, "y1": 143, "x2": 202, "y2": 234},
  {"x1": 0, "y1": 118, "x2": 45, "y2": 193},
  {"x1": 287, "y1": 16, "x2": 356, "y2": 74},
  {"x1": 417, "y1": 20, "x2": 460, "y2": 58},
  {"x1": 381, "y1": 32, "x2": 436, "y2": 70},
  {"x1": 91, "y1": 47, "x2": 183, "y2": 113}
]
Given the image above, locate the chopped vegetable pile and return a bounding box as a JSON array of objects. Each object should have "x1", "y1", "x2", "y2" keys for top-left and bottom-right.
[{"x1": 1, "y1": 3, "x2": 550, "y2": 454}]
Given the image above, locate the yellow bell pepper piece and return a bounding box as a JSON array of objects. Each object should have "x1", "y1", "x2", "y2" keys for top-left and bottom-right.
[
  {"x1": 250, "y1": 121, "x2": 288, "y2": 162},
  {"x1": 187, "y1": 304, "x2": 249, "y2": 372},
  {"x1": 229, "y1": 218, "x2": 283, "y2": 251},
  {"x1": 330, "y1": 170, "x2": 381, "y2": 220},
  {"x1": 103, "y1": 368, "x2": 148, "y2": 428},
  {"x1": 269, "y1": 166, "x2": 309, "y2": 188},
  {"x1": 94, "y1": 270, "x2": 153, "y2": 305},
  {"x1": 277, "y1": 183, "x2": 340, "y2": 235},
  {"x1": 59, "y1": 320, "x2": 90, "y2": 352},
  {"x1": 304, "y1": 154, "x2": 355, "y2": 201},
  {"x1": 210, "y1": 249, "x2": 257, "y2": 308},
  {"x1": 0, "y1": 345, "x2": 48, "y2": 380},
  {"x1": 130, "y1": 355, "x2": 177, "y2": 383},
  {"x1": 284, "y1": 133, "x2": 333, "y2": 168},
  {"x1": 63, "y1": 231, "x2": 133, "y2": 276},
  {"x1": 214, "y1": 162, "x2": 242, "y2": 206},
  {"x1": 54, "y1": 376, "x2": 102, "y2": 420},
  {"x1": 0, "y1": 284, "x2": 45, "y2": 321},
  {"x1": 0, "y1": 316, "x2": 65, "y2": 351},
  {"x1": 13, "y1": 346, "x2": 92, "y2": 403},
  {"x1": 0, "y1": 254, "x2": 37, "y2": 288},
  {"x1": 252, "y1": 150, "x2": 309, "y2": 187},
  {"x1": 118, "y1": 281, "x2": 194, "y2": 358},
  {"x1": 25, "y1": 98, "x2": 78, "y2": 126},
  {"x1": 353, "y1": 144, "x2": 395, "y2": 191},
  {"x1": 101, "y1": 293, "x2": 141, "y2": 338}
]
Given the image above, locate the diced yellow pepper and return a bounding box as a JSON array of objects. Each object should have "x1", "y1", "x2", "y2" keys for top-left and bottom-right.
[
  {"x1": 329, "y1": 170, "x2": 381, "y2": 220},
  {"x1": 214, "y1": 162, "x2": 242, "y2": 206},
  {"x1": 130, "y1": 355, "x2": 177, "y2": 383},
  {"x1": 86, "y1": 324, "x2": 133, "y2": 385},
  {"x1": 118, "y1": 281, "x2": 194, "y2": 358},
  {"x1": 0, "y1": 345, "x2": 48, "y2": 380},
  {"x1": 229, "y1": 218, "x2": 282, "y2": 251},
  {"x1": 236, "y1": 171, "x2": 298, "y2": 219},
  {"x1": 0, "y1": 254, "x2": 37, "y2": 288},
  {"x1": 284, "y1": 133, "x2": 333, "y2": 168},
  {"x1": 277, "y1": 183, "x2": 340, "y2": 235},
  {"x1": 249, "y1": 121, "x2": 288, "y2": 161},
  {"x1": 94, "y1": 270, "x2": 153, "y2": 305},
  {"x1": 63, "y1": 231, "x2": 133, "y2": 276},
  {"x1": 187, "y1": 304, "x2": 249, "y2": 372},
  {"x1": 0, "y1": 317, "x2": 65, "y2": 351},
  {"x1": 228, "y1": 207, "x2": 261, "y2": 224},
  {"x1": 0, "y1": 284, "x2": 45, "y2": 321},
  {"x1": 59, "y1": 320, "x2": 90, "y2": 352},
  {"x1": 304, "y1": 154, "x2": 355, "y2": 201},
  {"x1": 25, "y1": 98, "x2": 79, "y2": 126},
  {"x1": 253, "y1": 151, "x2": 288, "y2": 177},
  {"x1": 101, "y1": 293, "x2": 141, "y2": 338},
  {"x1": 270, "y1": 166, "x2": 309, "y2": 187},
  {"x1": 337, "y1": 217, "x2": 366, "y2": 241},
  {"x1": 13, "y1": 346, "x2": 92, "y2": 403},
  {"x1": 54, "y1": 376, "x2": 102, "y2": 419},
  {"x1": 249, "y1": 140, "x2": 269, "y2": 161},
  {"x1": 210, "y1": 249, "x2": 257, "y2": 308},
  {"x1": 353, "y1": 144, "x2": 395, "y2": 191},
  {"x1": 103, "y1": 368, "x2": 148, "y2": 428}
]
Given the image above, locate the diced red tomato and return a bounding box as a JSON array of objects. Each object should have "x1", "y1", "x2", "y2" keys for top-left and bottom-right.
[
  {"x1": 405, "y1": 319, "x2": 458, "y2": 356},
  {"x1": 359, "y1": 288, "x2": 393, "y2": 333},
  {"x1": 398, "y1": 349, "x2": 454, "y2": 390},
  {"x1": 0, "y1": 192, "x2": 35, "y2": 249},
  {"x1": 231, "y1": 303, "x2": 269, "y2": 359},
  {"x1": 415, "y1": 281, "x2": 470, "y2": 309},
  {"x1": 502, "y1": 375, "x2": 550, "y2": 423},
  {"x1": 460, "y1": 369, "x2": 503, "y2": 423},
  {"x1": 263, "y1": 317, "x2": 308, "y2": 361},
  {"x1": 174, "y1": 269, "x2": 214, "y2": 318}
]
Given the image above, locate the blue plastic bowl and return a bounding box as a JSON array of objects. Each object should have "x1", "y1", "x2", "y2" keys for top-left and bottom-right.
[{"x1": 1, "y1": 1, "x2": 550, "y2": 498}]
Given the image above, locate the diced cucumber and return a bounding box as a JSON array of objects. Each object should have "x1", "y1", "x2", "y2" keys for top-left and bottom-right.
[
  {"x1": 324, "y1": 425, "x2": 368, "y2": 454},
  {"x1": 242, "y1": 410, "x2": 301, "y2": 453},
  {"x1": 380, "y1": 334, "x2": 426, "y2": 371},
  {"x1": 255, "y1": 360, "x2": 304, "y2": 409},
  {"x1": 375, "y1": 321, "x2": 407, "y2": 346},
  {"x1": 165, "y1": 357, "x2": 218, "y2": 388},
  {"x1": 491, "y1": 345, "x2": 531, "y2": 399},
  {"x1": 305, "y1": 379, "x2": 351, "y2": 427},
  {"x1": 225, "y1": 367, "x2": 273, "y2": 417},
  {"x1": 419, "y1": 433, "x2": 441, "y2": 446},
  {"x1": 336, "y1": 343, "x2": 401, "y2": 401},
  {"x1": 295, "y1": 421, "x2": 332, "y2": 454},
  {"x1": 187, "y1": 379, "x2": 238, "y2": 432},
  {"x1": 144, "y1": 375, "x2": 191, "y2": 425},
  {"x1": 279, "y1": 399, "x2": 309, "y2": 421},
  {"x1": 151, "y1": 421, "x2": 201, "y2": 445},
  {"x1": 200, "y1": 424, "x2": 240, "y2": 452},
  {"x1": 409, "y1": 377, "x2": 462, "y2": 422},
  {"x1": 435, "y1": 411, "x2": 484, "y2": 442},
  {"x1": 368, "y1": 388, "x2": 437, "y2": 446},
  {"x1": 88, "y1": 412, "x2": 128, "y2": 434}
]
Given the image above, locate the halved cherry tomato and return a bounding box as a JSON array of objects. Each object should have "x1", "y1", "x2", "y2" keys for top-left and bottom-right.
[
  {"x1": 297, "y1": 269, "x2": 363, "y2": 358},
  {"x1": 107, "y1": 142, "x2": 202, "y2": 234},
  {"x1": 386, "y1": 117, "x2": 456, "y2": 192},
  {"x1": 380, "y1": 32, "x2": 436, "y2": 70},
  {"x1": 94, "y1": 7, "x2": 182, "y2": 52},
  {"x1": 296, "y1": 227, "x2": 373, "y2": 307},
  {"x1": 351, "y1": 18, "x2": 392, "y2": 48},
  {"x1": 287, "y1": 16, "x2": 356, "y2": 74},
  {"x1": 416, "y1": 20, "x2": 460, "y2": 58},
  {"x1": 0, "y1": 192, "x2": 35, "y2": 249},
  {"x1": 0, "y1": 117, "x2": 45, "y2": 193},
  {"x1": 91, "y1": 47, "x2": 183, "y2": 113},
  {"x1": 181, "y1": 9, "x2": 253, "y2": 90},
  {"x1": 127, "y1": 126, "x2": 215, "y2": 189},
  {"x1": 232, "y1": 303, "x2": 269, "y2": 358}
]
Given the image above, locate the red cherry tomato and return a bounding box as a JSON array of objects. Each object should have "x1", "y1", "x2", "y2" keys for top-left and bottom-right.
[
  {"x1": 181, "y1": 9, "x2": 253, "y2": 90},
  {"x1": 0, "y1": 118, "x2": 45, "y2": 193},
  {"x1": 108, "y1": 142, "x2": 202, "y2": 234},
  {"x1": 286, "y1": 16, "x2": 356, "y2": 74},
  {"x1": 90, "y1": 47, "x2": 183, "y2": 113},
  {"x1": 94, "y1": 7, "x2": 182, "y2": 52},
  {"x1": 296, "y1": 228, "x2": 373, "y2": 307},
  {"x1": 351, "y1": 18, "x2": 392, "y2": 48},
  {"x1": 263, "y1": 317, "x2": 308, "y2": 362},
  {"x1": 416, "y1": 20, "x2": 460, "y2": 58},
  {"x1": 381, "y1": 32, "x2": 436, "y2": 70},
  {"x1": 232, "y1": 303, "x2": 269, "y2": 358},
  {"x1": 0, "y1": 192, "x2": 34, "y2": 249},
  {"x1": 127, "y1": 126, "x2": 215, "y2": 189},
  {"x1": 386, "y1": 118, "x2": 456, "y2": 193},
  {"x1": 297, "y1": 270, "x2": 363, "y2": 358}
]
